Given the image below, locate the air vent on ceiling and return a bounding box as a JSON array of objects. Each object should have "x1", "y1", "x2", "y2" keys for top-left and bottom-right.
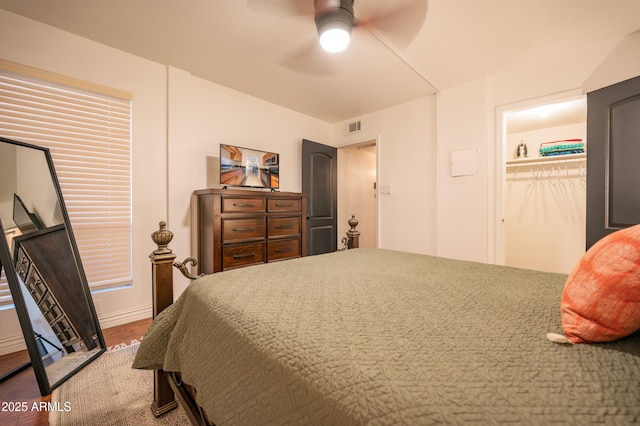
[{"x1": 344, "y1": 120, "x2": 362, "y2": 135}]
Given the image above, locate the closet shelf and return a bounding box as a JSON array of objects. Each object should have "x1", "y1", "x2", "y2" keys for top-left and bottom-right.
[{"x1": 505, "y1": 153, "x2": 586, "y2": 167}]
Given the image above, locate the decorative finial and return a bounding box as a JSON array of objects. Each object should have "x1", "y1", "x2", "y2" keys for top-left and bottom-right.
[
  {"x1": 348, "y1": 214, "x2": 359, "y2": 232},
  {"x1": 151, "y1": 221, "x2": 173, "y2": 255}
]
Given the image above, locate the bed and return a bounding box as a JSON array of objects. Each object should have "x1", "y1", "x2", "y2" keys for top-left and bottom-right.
[{"x1": 133, "y1": 222, "x2": 640, "y2": 425}]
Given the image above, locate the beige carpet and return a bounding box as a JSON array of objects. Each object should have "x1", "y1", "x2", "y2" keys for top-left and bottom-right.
[{"x1": 49, "y1": 343, "x2": 190, "y2": 425}]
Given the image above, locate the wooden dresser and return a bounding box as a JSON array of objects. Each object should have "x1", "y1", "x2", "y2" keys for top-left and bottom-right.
[{"x1": 194, "y1": 188, "x2": 308, "y2": 273}]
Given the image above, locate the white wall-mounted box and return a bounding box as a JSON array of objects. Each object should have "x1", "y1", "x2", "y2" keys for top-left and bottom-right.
[{"x1": 451, "y1": 148, "x2": 478, "y2": 177}]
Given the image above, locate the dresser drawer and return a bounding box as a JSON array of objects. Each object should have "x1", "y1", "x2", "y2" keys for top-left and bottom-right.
[
  {"x1": 268, "y1": 216, "x2": 300, "y2": 237},
  {"x1": 15, "y1": 247, "x2": 31, "y2": 281},
  {"x1": 40, "y1": 294, "x2": 62, "y2": 323},
  {"x1": 267, "y1": 198, "x2": 301, "y2": 212},
  {"x1": 222, "y1": 218, "x2": 265, "y2": 242},
  {"x1": 51, "y1": 316, "x2": 80, "y2": 345},
  {"x1": 25, "y1": 266, "x2": 48, "y2": 304},
  {"x1": 267, "y1": 238, "x2": 301, "y2": 261},
  {"x1": 222, "y1": 197, "x2": 265, "y2": 213},
  {"x1": 222, "y1": 243, "x2": 265, "y2": 270}
]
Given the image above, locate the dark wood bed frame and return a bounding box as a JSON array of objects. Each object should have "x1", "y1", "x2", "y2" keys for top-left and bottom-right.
[{"x1": 148, "y1": 218, "x2": 360, "y2": 425}]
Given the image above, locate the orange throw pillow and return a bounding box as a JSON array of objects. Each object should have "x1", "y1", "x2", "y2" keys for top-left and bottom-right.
[{"x1": 561, "y1": 224, "x2": 640, "y2": 343}]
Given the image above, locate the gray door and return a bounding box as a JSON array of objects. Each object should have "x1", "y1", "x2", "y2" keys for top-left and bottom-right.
[
  {"x1": 302, "y1": 139, "x2": 337, "y2": 255},
  {"x1": 586, "y1": 75, "x2": 640, "y2": 248}
]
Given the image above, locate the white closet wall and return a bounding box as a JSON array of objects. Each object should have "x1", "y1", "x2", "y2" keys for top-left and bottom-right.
[{"x1": 505, "y1": 122, "x2": 586, "y2": 274}]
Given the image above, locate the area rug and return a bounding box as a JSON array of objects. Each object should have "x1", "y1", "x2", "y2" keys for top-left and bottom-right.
[{"x1": 49, "y1": 343, "x2": 190, "y2": 425}]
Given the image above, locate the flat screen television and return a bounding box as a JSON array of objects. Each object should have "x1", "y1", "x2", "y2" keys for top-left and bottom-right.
[{"x1": 220, "y1": 144, "x2": 279, "y2": 190}]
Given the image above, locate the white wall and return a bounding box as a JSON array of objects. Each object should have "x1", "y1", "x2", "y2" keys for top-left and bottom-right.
[
  {"x1": 333, "y1": 97, "x2": 437, "y2": 255},
  {"x1": 16, "y1": 147, "x2": 62, "y2": 228},
  {"x1": 436, "y1": 80, "x2": 489, "y2": 262},
  {"x1": 0, "y1": 144, "x2": 17, "y2": 221},
  {"x1": 166, "y1": 67, "x2": 331, "y2": 295}
]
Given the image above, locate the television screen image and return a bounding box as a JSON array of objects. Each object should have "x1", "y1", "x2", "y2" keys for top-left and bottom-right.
[{"x1": 220, "y1": 144, "x2": 279, "y2": 189}]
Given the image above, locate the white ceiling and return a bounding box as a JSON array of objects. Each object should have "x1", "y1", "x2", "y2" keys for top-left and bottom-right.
[
  {"x1": 1, "y1": 0, "x2": 639, "y2": 123},
  {"x1": 507, "y1": 98, "x2": 587, "y2": 134}
]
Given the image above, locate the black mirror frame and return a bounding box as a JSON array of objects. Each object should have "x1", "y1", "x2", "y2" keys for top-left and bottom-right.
[{"x1": 0, "y1": 137, "x2": 105, "y2": 395}]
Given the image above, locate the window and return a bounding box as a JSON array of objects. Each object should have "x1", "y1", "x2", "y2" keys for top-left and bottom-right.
[{"x1": 0, "y1": 60, "x2": 133, "y2": 306}]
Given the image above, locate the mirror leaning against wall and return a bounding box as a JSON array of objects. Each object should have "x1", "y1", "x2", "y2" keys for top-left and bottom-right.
[{"x1": 0, "y1": 136, "x2": 105, "y2": 395}]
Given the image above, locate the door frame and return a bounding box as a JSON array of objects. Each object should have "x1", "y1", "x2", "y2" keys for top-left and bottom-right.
[
  {"x1": 337, "y1": 138, "x2": 379, "y2": 248},
  {"x1": 493, "y1": 90, "x2": 584, "y2": 265}
]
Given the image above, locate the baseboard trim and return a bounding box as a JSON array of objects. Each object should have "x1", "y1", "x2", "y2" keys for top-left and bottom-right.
[
  {"x1": 98, "y1": 304, "x2": 152, "y2": 330},
  {"x1": 0, "y1": 334, "x2": 29, "y2": 356}
]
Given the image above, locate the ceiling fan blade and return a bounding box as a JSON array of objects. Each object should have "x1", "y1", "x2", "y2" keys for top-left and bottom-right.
[
  {"x1": 356, "y1": 0, "x2": 429, "y2": 49},
  {"x1": 277, "y1": 41, "x2": 345, "y2": 76},
  {"x1": 246, "y1": 0, "x2": 314, "y2": 16}
]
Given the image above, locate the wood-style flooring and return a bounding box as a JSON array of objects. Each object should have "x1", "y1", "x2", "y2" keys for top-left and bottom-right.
[{"x1": 0, "y1": 318, "x2": 152, "y2": 426}]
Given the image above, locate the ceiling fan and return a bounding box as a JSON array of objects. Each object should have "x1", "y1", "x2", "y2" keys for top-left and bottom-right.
[{"x1": 247, "y1": 0, "x2": 429, "y2": 56}]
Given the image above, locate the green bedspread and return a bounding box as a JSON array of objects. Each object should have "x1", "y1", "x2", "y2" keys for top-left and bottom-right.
[{"x1": 133, "y1": 248, "x2": 640, "y2": 425}]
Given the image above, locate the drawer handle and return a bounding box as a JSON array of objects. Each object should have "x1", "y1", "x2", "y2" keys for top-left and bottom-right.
[
  {"x1": 233, "y1": 203, "x2": 256, "y2": 207},
  {"x1": 233, "y1": 253, "x2": 256, "y2": 259},
  {"x1": 275, "y1": 248, "x2": 293, "y2": 253},
  {"x1": 233, "y1": 228, "x2": 256, "y2": 232},
  {"x1": 274, "y1": 225, "x2": 292, "y2": 230},
  {"x1": 275, "y1": 203, "x2": 293, "y2": 207}
]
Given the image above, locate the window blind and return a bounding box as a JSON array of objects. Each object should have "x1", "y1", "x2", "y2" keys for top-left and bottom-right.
[{"x1": 0, "y1": 61, "x2": 133, "y2": 306}]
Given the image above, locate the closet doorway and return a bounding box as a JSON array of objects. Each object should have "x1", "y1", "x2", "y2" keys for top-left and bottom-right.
[
  {"x1": 337, "y1": 140, "x2": 378, "y2": 248},
  {"x1": 500, "y1": 96, "x2": 587, "y2": 274}
]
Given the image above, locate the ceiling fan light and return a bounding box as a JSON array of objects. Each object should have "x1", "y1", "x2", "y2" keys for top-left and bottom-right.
[
  {"x1": 319, "y1": 26, "x2": 351, "y2": 52},
  {"x1": 315, "y1": 0, "x2": 354, "y2": 53}
]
